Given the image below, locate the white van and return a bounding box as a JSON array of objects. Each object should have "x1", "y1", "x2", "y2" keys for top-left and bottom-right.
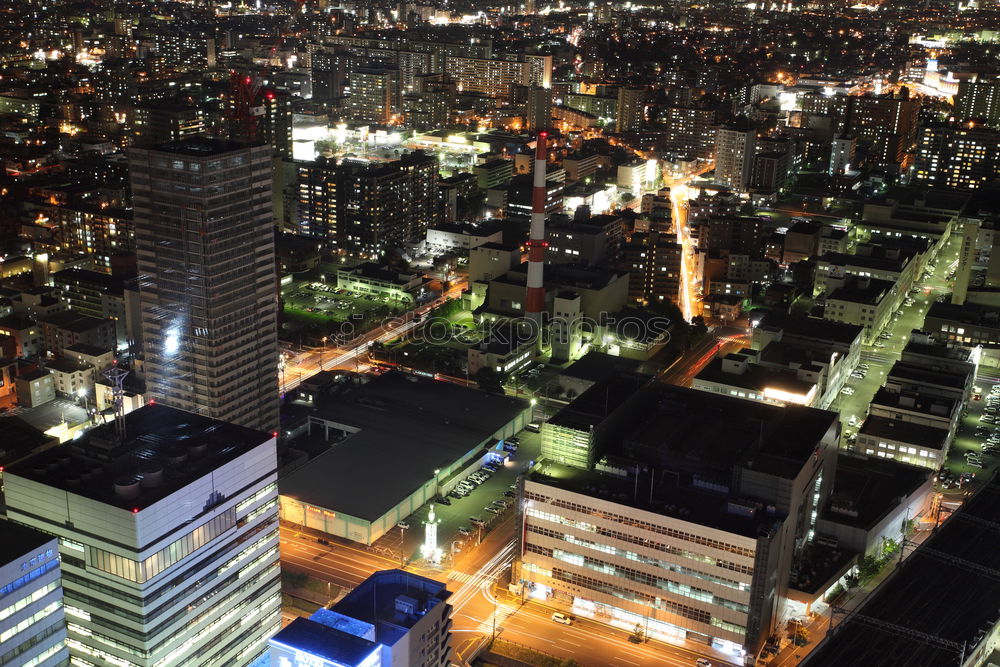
[{"x1": 550, "y1": 612, "x2": 572, "y2": 625}]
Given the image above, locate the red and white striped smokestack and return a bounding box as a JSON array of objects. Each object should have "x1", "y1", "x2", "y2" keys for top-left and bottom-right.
[{"x1": 525, "y1": 131, "x2": 548, "y2": 323}]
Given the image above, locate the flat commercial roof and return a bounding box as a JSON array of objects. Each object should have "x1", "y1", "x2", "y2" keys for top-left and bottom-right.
[
  {"x1": 627, "y1": 385, "x2": 837, "y2": 480},
  {"x1": 4, "y1": 404, "x2": 273, "y2": 510},
  {"x1": 281, "y1": 372, "x2": 529, "y2": 522},
  {"x1": 695, "y1": 357, "x2": 816, "y2": 397},
  {"x1": 805, "y1": 471, "x2": 1000, "y2": 667},
  {"x1": 858, "y1": 415, "x2": 949, "y2": 450},
  {"x1": 0, "y1": 519, "x2": 55, "y2": 565},
  {"x1": 271, "y1": 617, "x2": 377, "y2": 667},
  {"x1": 821, "y1": 452, "x2": 931, "y2": 530}
]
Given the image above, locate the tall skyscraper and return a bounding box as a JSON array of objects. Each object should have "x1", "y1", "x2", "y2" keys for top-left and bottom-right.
[
  {"x1": 956, "y1": 79, "x2": 1000, "y2": 128},
  {"x1": 292, "y1": 152, "x2": 440, "y2": 258},
  {"x1": 525, "y1": 85, "x2": 553, "y2": 131},
  {"x1": 616, "y1": 86, "x2": 645, "y2": 133},
  {"x1": 348, "y1": 67, "x2": 400, "y2": 123},
  {"x1": 624, "y1": 230, "x2": 683, "y2": 305},
  {"x1": 129, "y1": 139, "x2": 279, "y2": 431},
  {"x1": 2, "y1": 404, "x2": 281, "y2": 667},
  {"x1": 714, "y1": 122, "x2": 757, "y2": 192},
  {"x1": 913, "y1": 123, "x2": 1000, "y2": 191}
]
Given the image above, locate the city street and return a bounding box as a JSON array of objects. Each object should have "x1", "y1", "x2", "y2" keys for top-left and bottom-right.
[{"x1": 278, "y1": 278, "x2": 468, "y2": 393}]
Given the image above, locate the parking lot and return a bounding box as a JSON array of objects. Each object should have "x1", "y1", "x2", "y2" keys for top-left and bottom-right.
[
  {"x1": 374, "y1": 429, "x2": 542, "y2": 564},
  {"x1": 939, "y1": 378, "x2": 1000, "y2": 494},
  {"x1": 833, "y1": 235, "x2": 960, "y2": 446},
  {"x1": 282, "y1": 280, "x2": 408, "y2": 325}
]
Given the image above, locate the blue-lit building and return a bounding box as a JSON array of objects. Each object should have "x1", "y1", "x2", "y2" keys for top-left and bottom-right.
[
  {"x1": 268, "y1": 570, "x2": 452, "y2": 667},
  {"x1": 0, "y1": 520, "x2": 68, "y2": 667}
]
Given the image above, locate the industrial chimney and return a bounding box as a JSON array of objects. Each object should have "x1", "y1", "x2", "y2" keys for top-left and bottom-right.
[{"x1": 525, "y1": 131, "x2": 548, "y2": 326}]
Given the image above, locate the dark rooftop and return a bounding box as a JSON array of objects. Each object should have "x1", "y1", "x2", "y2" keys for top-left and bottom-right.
[
  {"x1": 804, "y1": 471, "x2": 1000, "y2": 667},
  {"x1": 0, "y1": 519, "x2": 56, "y2": 566},
  {"x1": 561, "y1": 351, "x2": 642, "y2": 383},
  {"x1": 827, "y1": 277, "x2": 894, "y2": 305},
  {"x1": 38, "y1": 311, "x2": 110, "y2": 333},
  {"x1": 332, "y1": 569, "x2": 451, "y2": 642},
  {"x1": 147, "y1": 138, "x2": 259, "y2": 157},
  {"x1": 4, "y1": 404, "x2": 273, "y2": 511},
  {"x1": 529, "y1": 461, "x2": 782, "y2": 540},
  {"x1": 821, "y1": 452, "x2": 932, "y2": 531},
  {"x1": 858, "y1": 415, "x2": 949, "y2": 450},
  {"x1": 619, "y1": 385, "x2": 836, "y2": 481},
  {"x1": 756, "y1": 311, "x2": 863, "y2": 347},
  {"x1": 281, "y1": 372, "x2": 529, "y2": 521}
]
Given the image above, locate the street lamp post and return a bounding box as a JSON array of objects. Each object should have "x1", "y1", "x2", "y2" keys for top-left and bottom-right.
[{"x1": 320, "y1": 336, "x2": 327, "y2": 371}]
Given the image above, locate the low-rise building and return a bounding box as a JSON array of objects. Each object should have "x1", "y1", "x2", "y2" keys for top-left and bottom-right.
[
  {"x1": 855, "y1": 416, "x2": 949, "y2": 470},
  {"x1": 268, "y1": 570, "x2": 452, "y2": 667},
  {"x1": 46, "y1": 357, "x2": 96, "y2": 400},
  {"x1": 336, "y1": 263, "x2": 426, "y2": 305},
  {"x1": 815, "y1": 453, "x2": 932, "y2": 557},
  {"x1": 823, "y1": 276, "x2": 896, "y2": 344},
  {"x1": 425, "y1": 222, "x2": 503, "y2": 253},
  {"x1": 279, "y1": 372, "x2": 529, "y2": 545},
  {"x1": 38, "y1": 311, "x2": 116, "y2": 357},
  {"x1": 693, "y1": 349, "x2": 822, "y2": 407},
  {"x1": 14, "y1": 368, "x2": 54, "y2": 407},
  {"x1": 0, "y1": 314, "x2": 42, "y2": 358}
]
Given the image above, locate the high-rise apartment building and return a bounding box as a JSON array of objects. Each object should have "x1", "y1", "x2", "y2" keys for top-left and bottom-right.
[
  {"x1": 2, "y1": 404, "x2": 281, "y2": 667},
  {"x1": 702, "y1": 216, "x2": 764, "y2": 255},
  {"x1": 623, "y1": 231, "x2": 683, "y2": 305},
  {"x1": 129, "y1": 139, "x2": 279, "y2": 431},
  {"x1": 912, "y1": 123, "x2": 1000, "y2": 191},
  {"x1": 713, "y1": 123, "x2": 756, "y2": 191},
  {"x1": 133, "y1": 102, "x2": 205, "y2": 146},
  {"x1": 0, "y1": 520, "x2": 69, "y2": 667},
  {"x1": 829, "y1": 135, "x2": 856, "y2": 175},
  {"x1": 259, "y1": 90, "x2": 293, "y2": 159},
  {"x1": 268, "y1": 570, "x2": 452, "y2": 667},
  {"x1": 525, "y1": 85, "x2": 553, "y2": 130},
  {"x1": 955, "y1": 79, "x2": 1000, "y2": 128},
  {"x1": 348, "y1": 67, "x2": 400, "y2": 123},
  {"x1": 520, "y1": 383, "x2": 838, "y2": 661},
  {"x1": 292, "y1": 152, "x2": 439, "y2": 258},
  {"x1": 661, "y1": 106, "x2": 717, "y2": 160},
  {"x1": 616, "y1": 86, "x2": 645, "y2": 133},
  {"x1": 802, "y1": 93, "x2": 919, "y2": 168}
]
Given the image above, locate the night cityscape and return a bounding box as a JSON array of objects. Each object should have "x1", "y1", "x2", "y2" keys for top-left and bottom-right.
[{"x1": 1, "y1": 0, "x2": 1000, "y2": 665}]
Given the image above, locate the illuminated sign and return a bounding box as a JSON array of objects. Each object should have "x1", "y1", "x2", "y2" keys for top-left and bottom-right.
[{"x1": 763, "y1": 386, "x2": 813, "y2": 405}]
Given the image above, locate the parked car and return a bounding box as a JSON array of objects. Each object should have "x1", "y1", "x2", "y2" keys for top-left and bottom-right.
[
  {"x1": 504, "y1": 490, "x2": 515, "y2": 498},
  {"x1": 841, "y1": 386, "x2": 856, "y2": 395},
  {"x1": 525, "y1": 423, "x2": 541, "y2": 433},
  {"x1": 469, "y1": 517, "x2": 485, "y2": 526},
  {"x1": 485, "y1": 507, "x2": 499, "y2": 515},
  {"x1": 458, "y1": 527, "x2": 471, "y2": 536},
  {"x1": 396, "y1": 521, "x2": 410, "y2": 529},
  {"x1": 437, "y1": 496, "x2": 451, "y2": 506}
]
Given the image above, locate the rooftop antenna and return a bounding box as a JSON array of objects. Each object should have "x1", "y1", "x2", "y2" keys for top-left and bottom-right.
[{"x1": 104, "y1": 360, "x2": 130, "y2": 444}]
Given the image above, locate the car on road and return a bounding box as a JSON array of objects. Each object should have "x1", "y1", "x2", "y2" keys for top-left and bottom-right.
[
  {"x1": 551, "y1": 612, "x2": 573, "y2": 625},
  {"x1": 696, "y1": 660, "x2": 713, "y2": 667}
]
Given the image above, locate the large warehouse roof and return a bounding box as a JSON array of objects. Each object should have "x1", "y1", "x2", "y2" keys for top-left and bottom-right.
[{"x1": 281, "y1": 372, "x2": 529, "y2": 521}]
